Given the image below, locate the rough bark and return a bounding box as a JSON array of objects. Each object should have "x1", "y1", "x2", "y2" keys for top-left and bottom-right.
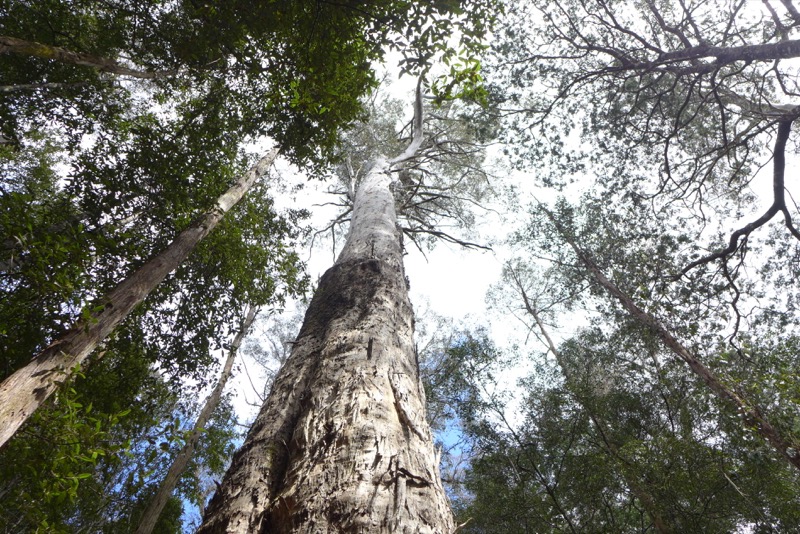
[
  {"x1": 135, "y1": 305, "x2": 258, "y2": 534},
  {"x1": 199, "y1": 158, "x2": 455, "y2": 533},
  {"x1": 0, "y1": 149, "x2": 279, "y2": 450},
  {"x1": 0, "y1": 35, "x2": 175, "y2": 79}
]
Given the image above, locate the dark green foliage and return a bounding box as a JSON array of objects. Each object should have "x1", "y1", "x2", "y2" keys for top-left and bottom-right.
[
  {"x1": 0, "y1": 344, "x2": 166, "y2": 532},
  {"x1": 441, "y1": 329, "x2": 800, "y2": 533},
  {"x1": 0, "y1": 136, "x2": 94, "y2": 373},
  {"x1": 1, "y1": 0, "x2": 499, "y2": 167},
  {"x1": 0, "y1": 330, "x2": 243, "y2": 532},
  {"x1": 1, "y1": 0, "x2": 500, "y2": 529},
  {"x1": 147, "y1": 496, "x2": 184, "y2": 534},
  {"x1": 0, "y1": 131, "x2": 307, "y2": 386}
]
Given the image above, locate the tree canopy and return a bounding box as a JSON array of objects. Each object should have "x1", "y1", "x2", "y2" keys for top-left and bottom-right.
[
  {"x1": 438, "y1": 0, "x2": 800, "y2": 531},
  {"x1": 4, "y1": 0, "x2": 800, "y2": 531},
  {"x1": 0, "y1": 0, "x2": 498, "y2": 529}
]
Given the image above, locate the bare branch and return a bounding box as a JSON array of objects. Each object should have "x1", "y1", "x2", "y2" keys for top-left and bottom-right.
[
  {"x1": 761, "y1": 0, "x2": 790, "y2": 40},
  {"x1": 779, "y1": 0, "x2": 800, "y2": 24},
  {"x1": 389, "y1": 76, "x2": 425, "y2": 166},
  {"x1": 401, "y1": 226, "x2": 491, "y2": 251},
  {"x1": 675, "y1": 119, "x2": 799, "y2": 276}
]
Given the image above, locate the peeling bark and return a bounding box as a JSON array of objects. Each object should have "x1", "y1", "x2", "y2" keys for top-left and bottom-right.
[{"x1": 199, "y1": 158, "x2": 454, "y2": 532}]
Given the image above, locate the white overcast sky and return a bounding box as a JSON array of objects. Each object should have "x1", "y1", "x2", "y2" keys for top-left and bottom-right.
[
  {"x1": 223, "y1": 55, "x2": 792, "y2": 427},
  {"x1": 223, "y1": 67, "x2": 533, "y2": 423}
]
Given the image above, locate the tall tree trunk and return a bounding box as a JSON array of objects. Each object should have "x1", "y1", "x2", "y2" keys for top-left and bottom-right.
[
  {"x1": 135, "y1": 305, "x2": 258, "y2": 534},
  {"x1": 541, "y1": 207, "x2": 800, "y2": 472},
  {"x1": 510, "y1": 271, "x2": 673, "y2": 534},
  {"x1": 0, "y1": 35, "x2": 174, "y2": 79},
  {"x1": 0, "y1": 148, "x2": 279, "y2": 450},
  {"x1": 198, "y1": 156, "x2": 455, "y2": 533}
]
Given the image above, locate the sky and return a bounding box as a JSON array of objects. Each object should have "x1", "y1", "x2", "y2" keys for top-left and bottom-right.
[
  {"x1": 220, "y1": 40, "x2": 796, "y2": 431},
  {"x1": 180, "y1": 23, "x2": 799, "y2": 528}
]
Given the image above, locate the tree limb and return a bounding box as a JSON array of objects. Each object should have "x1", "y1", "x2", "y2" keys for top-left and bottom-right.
[
  {"x1": 401, "y1": 226, "x2": 492, "y2": 251},
  {"x1": 0, "y1": 35, "x2": 177, "y2": 79},
  {"x1": 676, "y1": 119, "x2": 799, "y2": 277},
  {"x1": 389, "y1": 76, "x2": 425, "y2": 166},
  {"x1": 541, "y1": 205, "x2": 800, "y2": 472},
  {"x1": 0, "y1": 81, "x2": 90, "y2": 93},
  {"x1": 508, "y1": 265, "x2": 674, "y2": 534}
]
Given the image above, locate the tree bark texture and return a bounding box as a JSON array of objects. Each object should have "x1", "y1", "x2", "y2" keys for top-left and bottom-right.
[
  {"x1": 199, "y1": 158, "x2": 455, "y2": 533},
  {"x1": 0, "y1": 149, "x2": 278, "y2": 450},
  {"x1": 135, "y1": 305, "x2": 258, "y2": 534}
]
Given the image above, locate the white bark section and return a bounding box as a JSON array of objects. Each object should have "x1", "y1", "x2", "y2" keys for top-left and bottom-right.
[
  {"x1": 388, "y1": 77, "x2": 424, "y2": 166},
  {"x1": 337, "y1": 157, "x2": 400, "y2": 267},
  {"x1": 0, "y1": 149, "x2": 278, "y2": 450},
  {"x1": 199, "y1": 158, "x2": 454, "y2": 533},
  {"x1": 134, "y1": 305, "x2": 258, "y2": 534}
]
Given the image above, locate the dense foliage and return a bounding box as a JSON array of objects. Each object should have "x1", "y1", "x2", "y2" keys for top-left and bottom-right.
[
  {"x1": 0, "y1": 0, "x2": 497, "y2": 529},
  {"x1": 429, "y1": 0, "x2": 800, "y2": 532},
  {"x1": 8, "y1": 0, "x2": 799, "y2": 530}
]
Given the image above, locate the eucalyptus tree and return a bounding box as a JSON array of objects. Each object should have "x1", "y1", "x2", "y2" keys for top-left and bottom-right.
[
  {"x1": 135, "y1": 305, "x2": 258, "y2": 534},
  {"x1": 489, "y1": 0, "x2": 800, "y2": 292},
  {"x1": 0, "y1": 150, "x2": 285, "y2": 448},
  {"x1": 464, "y1": 197, "x2": 800, "y2": 531},
  {"x1": 0, "y1": 1, "x2": 497, "y2": 528},
  {"x1": 0, "y1": 325, "x2": 239, "y2": 532},
  {"x1": 0, "y1": 141, "x2": 294, "y2": 529},
  {"x1": 197, "y1": 82, "x2": 494, "y2": 532},
  {"x1": 445, "y1": 260, "x2": 800, "y2": 532},
  {"x1": 483, "y1": 0, "x2": 800, "y2": 493},
  {"x1": 0, "y1": 0, "x2": 496, "y2": 446}
]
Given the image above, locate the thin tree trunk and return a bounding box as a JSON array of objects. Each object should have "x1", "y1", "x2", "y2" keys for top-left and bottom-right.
[
  {"x1": 0, "y1": 81, "x2": 89, "y2": 93},
  {"x1": 541, "y1": 207, "x2": 800, "y2": 472},
  {"x1": 198, "y1": 155, "x2": 454, "y2": 532},
  {"x1": 0, "y1": 36, "x2": 175, "y2": 79},
  {"x1": 510, "y1": 270, "x2": 673, "y2": 534},
  {"x1": 0, "y1": 148, "x2": 279, "y2": 450},
  {"x1": 135, "y1": 305, "x2": 258, "y2": 534}
]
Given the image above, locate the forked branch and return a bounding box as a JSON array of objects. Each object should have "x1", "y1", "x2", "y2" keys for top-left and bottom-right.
[
  {"x1": 541, "y1": 205, "x2": 800, "y2": 472},
  {"x1": 389, "y1": 76, "x2": 425, "y2": 166},
  {"x1": 676, "y1": 119, "x2": 800, "y2": 277}
]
